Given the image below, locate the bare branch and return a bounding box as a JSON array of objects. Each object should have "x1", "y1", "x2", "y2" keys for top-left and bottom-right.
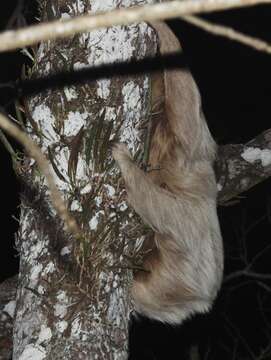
[
  {"x1": 0, "y1": 113, "x2": 80, "y2": 239},
  {"x1": 181, "y1": 15, "x2": 271, "y2": 54},
  {"x1": 0, "y1": 0, "x2": 270, "y2": 52},
  {"x1": 217, "y1": 129, "x2": 271, "y2": 204}
]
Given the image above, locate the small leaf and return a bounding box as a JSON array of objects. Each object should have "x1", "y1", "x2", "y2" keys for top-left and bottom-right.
[
  {"x1": 68, "y1": 126, "x2": 85, "y2": 184},
  {"x1": 48, "y1": 146, "x2": 67, "y2": 183},
  {"x1": 93, "y1": 109, "x2": 106, "y2": 171},
  {"x1": 99, "y1": 120, "x2": 114, "y2": 171},
  {"x1": 85, "y1": 124, "x2": 97, "y2": 165}
]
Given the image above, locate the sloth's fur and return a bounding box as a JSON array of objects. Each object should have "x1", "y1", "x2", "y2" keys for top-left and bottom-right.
[{"x1": 112, "y1": 22, "x2": 223, "y2": 324}]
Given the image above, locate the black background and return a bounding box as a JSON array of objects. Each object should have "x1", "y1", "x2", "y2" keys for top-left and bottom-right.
[{"x1": 0, "y1": 1, "x2": 271, "y2": 359}]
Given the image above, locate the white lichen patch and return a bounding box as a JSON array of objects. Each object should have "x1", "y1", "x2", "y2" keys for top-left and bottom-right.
[
  {"x1": 42, "y1": 261, "x2": 56, "y2": 275},
  {"x1": 30, "y1": 264, "x2": 43, "y2": 286},
  {"x1": 70, "y1": 199, "x2": 82, "y2": 211},
  {"x1": 32, "y1": 104, "x2": 58, "y2": 149},
  {"x1": 4, "y1": 300, "x2": 16, "y2": 318},
  {"x1": 74, "y1": 156, "x2": 91, "y2": 185},
  {"x1": 91, "y1": 0, "x2": 154, "y2": 13},
  {"x1": 91, "y1": 0, "x2": 116, "y2": 12},
  {"x1": 80, "y1": 183, "x2": 92, "y2": 194},
  {"x1": 73, "y1": 61, "x2": 88, "y2": 70},
  {"x1": 37, "y1": 325, "x2": 52, "y2": 344},
  {"x1": 105, "y1": 107, "x2": 117, "y2": 124},
  {"x1": 45, "y1": 62, "x2": 51, "y2": 74},
  {"x1": 18, "y1": 344, "x2": 46, "y2": 360},
  {"x1": 217, "y1": 183, "x2": 222, "y2": 192},
  {"x1": 54, "y1": 302, "x2": 68, "y2": 318},
  {"x1": 20, "y1": 210, "x2": 34, "y2": 237},
  {"x1": 107, "y1": 287, "x2": 125, "y2": 327},
  {"x1": 104, "y1": 184, "x2": 116, "y2": 197},
  {"x1": 64, "y1": 111, "x2": 88, "y2": 137},
  {"x1": 104, "y1": 284, "x2": 111, "y2": 293},
  {"x1": 38, "y1": 285, "x2": 46, "y2": 295},
  {"x1": 95, "y1": 195, "x2": 103, "y2": 207},
  {"x1": 71, "y1": 317, "x2": 81, "y2": 338},
  {"x1": 99, "y1": 271, "x2": 108, "y2": 282},
  {"x1": 56, "y1": 290, "x2": 68, "y2": 302},
  {"x1": 89, "y1": 210, "x2": 105, "y2": 230},
  {"x1": 56, "y1": 320, "x2": 68, "y2": 333},
  {"x1": 29, "y1": 240, "x2": 48, "y2": 260},
  {"x1": 64, "y1": 86, "x2": 78, "y2": 101},
  {"x1": 241, "y1": 147, "x2": 271, "y2": 167},
  {"x1": 97, "y1": 79, "x2": 111, "y2": 99},
  {"x1": 120, "y1": 81, "x2": 142, "y2": 153},
  {"x1": 122, "y1": 81, "x2": 141, "y2": 114},
  {"x1": 82, "y1": 21, "x2": 146, "y2": 68}
]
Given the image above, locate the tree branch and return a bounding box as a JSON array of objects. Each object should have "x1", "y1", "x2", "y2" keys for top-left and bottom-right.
[
  {"x1": 181, "y1": 15, "x2": 271, "y2": 54},
  {"x1": 217, "y1": 128, "x2": 271, "y2": 204},
  {"x1": 0, "y1": 0, "x2": 270, "y2": 52}
]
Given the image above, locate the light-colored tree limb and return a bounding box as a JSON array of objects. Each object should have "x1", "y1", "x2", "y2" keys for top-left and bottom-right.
[
  {"x1": 0, "y1": 113, "x2": 80, "y2": 238},
  {"x1": 181, "y1": 15, "x2": 271, "y2": 54},
  {"x1": 0, "y1": 0, "x2": 270, "y2": 52}
]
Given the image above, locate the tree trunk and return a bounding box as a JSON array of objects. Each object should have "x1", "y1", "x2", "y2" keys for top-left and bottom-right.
[{"x1": 13, "y1": 0, "x2": 156, "y2": 359}]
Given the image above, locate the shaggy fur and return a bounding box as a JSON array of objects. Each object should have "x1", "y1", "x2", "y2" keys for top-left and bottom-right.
[{"x1": 112, "y1": 22, "x2": 223, "y2": 324}]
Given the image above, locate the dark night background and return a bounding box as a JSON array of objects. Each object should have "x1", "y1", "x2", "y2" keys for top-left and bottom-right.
[{"x1": 0, "y1": 1, "x2": 271, "y2": 359}]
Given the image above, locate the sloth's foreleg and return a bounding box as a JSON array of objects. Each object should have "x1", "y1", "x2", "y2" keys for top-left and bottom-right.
[{"x1": 112, "y1": 143, "x2": 192, "y2": 241}]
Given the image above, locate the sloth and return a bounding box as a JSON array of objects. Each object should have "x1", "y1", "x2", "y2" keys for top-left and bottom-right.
[{"x1": 112, "y1": 22, "x2": 223, "y2": 324}]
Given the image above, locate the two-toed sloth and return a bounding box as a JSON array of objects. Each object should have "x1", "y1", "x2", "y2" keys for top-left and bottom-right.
[{"x1": 112, "y1": 22, "x2": 223, "y2": 324}]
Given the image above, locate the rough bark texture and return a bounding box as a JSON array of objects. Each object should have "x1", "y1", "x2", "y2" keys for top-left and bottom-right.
[
  {"x1": 12, "y1": 0, "x2": 156, "y2": 359},
  {"x1": 0, "y1": 276, "x2": 17, "y2": 360}
]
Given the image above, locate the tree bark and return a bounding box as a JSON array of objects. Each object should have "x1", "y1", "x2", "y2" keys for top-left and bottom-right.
[
  {"x1": 12, "y1": 0, "x2": 156, "y2": 359},
  {"x1": 0, "y1": 276, "x2": 17, "y2": 360}
]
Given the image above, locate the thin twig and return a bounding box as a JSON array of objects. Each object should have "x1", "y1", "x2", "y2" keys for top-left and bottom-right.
[
  {"x1": 224, "y1": 269, "x2": 271, "y2": 282},
  {"x1": 0, "y1": 113, "x2": 81, "y2": 239},
  {"x1": 181, "y1": 15, "x2": 271, "y2": 54},
  {"x1": 0, "y1": 129, "x2": 18, "y2": 161},
  {"x1": 0, "y1": 0, "x2": 270, "y2": 52}
]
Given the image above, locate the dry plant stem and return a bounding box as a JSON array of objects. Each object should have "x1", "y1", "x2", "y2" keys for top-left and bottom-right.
[
  {"x1": 0, "y1": 0, "x2": 270, "y2": 52},
  {"x1": 181, "y1": 15, "x2": 271, "y2": 53},
  {"x1": 0, "y1": 113, "x2": 80, "y2": 238}
]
